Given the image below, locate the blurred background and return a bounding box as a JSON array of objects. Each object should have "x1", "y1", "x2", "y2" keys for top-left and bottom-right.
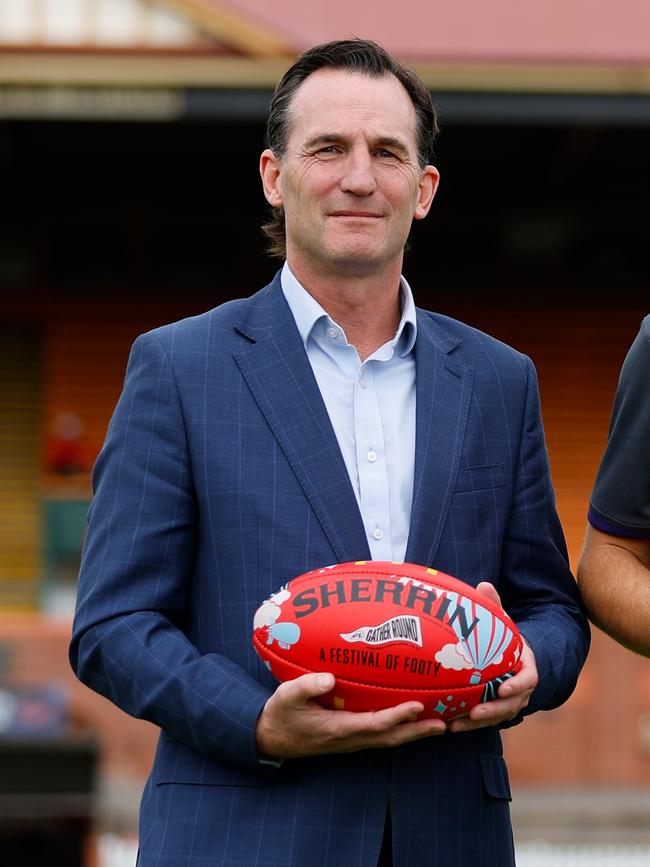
[{"x1": 0, "y1": 1, "x2": 649, "y2": 864}]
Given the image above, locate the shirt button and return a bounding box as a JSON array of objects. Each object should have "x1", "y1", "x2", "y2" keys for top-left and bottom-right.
[
  {"x1": 327, "y1": 327, "x2": 338, "y2": 339},
  {"x1": 359, "y1": 376, "x2": 367, "y2": 388},
  {"x1": 367, "y1": 450, "x2": 377, "y2": 462},
  {"x1": 373, "y1": 528, "x2": 384, "y2": 541}
]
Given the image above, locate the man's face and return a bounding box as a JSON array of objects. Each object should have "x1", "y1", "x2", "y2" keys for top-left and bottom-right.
[{"x1": 260, "y1": 68, "x2": 439, "y2": 278}]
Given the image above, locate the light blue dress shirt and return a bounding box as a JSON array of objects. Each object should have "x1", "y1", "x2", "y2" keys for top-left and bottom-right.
[{"x1": 281, "y1": 262, "x2": 416, "y2": 562}]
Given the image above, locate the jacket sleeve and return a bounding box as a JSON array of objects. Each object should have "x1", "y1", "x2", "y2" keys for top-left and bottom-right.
[
  {"x1": 69, "y1": 331, "x2": 274, "y2": 772},
  {"x1": 500, "y1": 355, "x2": 590, "y2": 718}
]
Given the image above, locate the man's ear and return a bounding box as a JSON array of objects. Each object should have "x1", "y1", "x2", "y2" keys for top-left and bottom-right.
[
  {"x1": 260, "y1": 148, "x2": 283, "y2": 207},
  {"x1": 414, "y1": 165, "x2": 440, "y2": 220}
]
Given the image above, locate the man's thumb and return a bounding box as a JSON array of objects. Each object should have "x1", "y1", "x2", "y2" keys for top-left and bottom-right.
[
  {"x1": 476, "y1": 581, "x2": 502, "y2": 609},
  {"x1": 298, "y1": 672, "x2": 335, "y2": 697}
]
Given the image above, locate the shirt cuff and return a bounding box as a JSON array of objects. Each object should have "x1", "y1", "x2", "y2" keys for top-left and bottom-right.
[{"x1": 588, "y1": 506, "x2": 650, "y2": 540}]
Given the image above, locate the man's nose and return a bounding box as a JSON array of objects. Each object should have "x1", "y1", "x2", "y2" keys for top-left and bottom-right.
[{"x1": 340, "y1": 149, "x2": 377, "y2": 196}]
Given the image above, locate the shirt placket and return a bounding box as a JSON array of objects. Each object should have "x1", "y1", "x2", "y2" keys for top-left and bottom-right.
[{"x1": 354, "y1": 361, "x2": 392, "y2": 560}]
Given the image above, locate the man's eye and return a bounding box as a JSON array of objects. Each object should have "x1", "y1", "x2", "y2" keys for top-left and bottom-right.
[
  {"x1": 376, "y1": 149, "x2": 398, "y2": 159},
  {"x1": 317, "y1": 146, "x2": 339, "y2": 155}
]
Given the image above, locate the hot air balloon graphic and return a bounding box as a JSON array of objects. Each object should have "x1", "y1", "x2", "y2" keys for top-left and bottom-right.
[
  {"x1": 254, "y1": 584, "x2": 302, "y2": 650},
  {"x1": 440, "y1": 590, "x2": 515, "y2": 684},
  {"x1": 265, "y1": 621, "x2": 301, "y2": 650}
]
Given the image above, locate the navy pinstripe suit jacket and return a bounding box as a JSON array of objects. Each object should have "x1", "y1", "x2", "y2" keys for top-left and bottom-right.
[{"x1": 70, "y1": 273, "x2": 589, "y2": 866}]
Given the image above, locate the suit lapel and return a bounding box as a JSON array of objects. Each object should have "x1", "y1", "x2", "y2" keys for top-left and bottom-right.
[
  {"x1": 405, "y1": 311, "x2": 474, "y2": 568},
  {"x1": 234, "y1": 276, "x2": 371, "y2": 563}
]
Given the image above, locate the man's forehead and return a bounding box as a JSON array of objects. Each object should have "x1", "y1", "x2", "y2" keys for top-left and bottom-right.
[
  {"x1": 292, "y1": 66, "x2": 409, "y2": 103},
  {"x1": 285, "y1": 68, "x2": 417, "y2": 139}
]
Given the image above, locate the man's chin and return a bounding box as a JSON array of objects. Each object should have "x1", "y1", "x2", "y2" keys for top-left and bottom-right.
[
  {"x1": 324, "y1": 252, "x2": 388, "y2": 276},
  {"x1": 322, "y1": 241, "x2": 402, "y2": 275}
]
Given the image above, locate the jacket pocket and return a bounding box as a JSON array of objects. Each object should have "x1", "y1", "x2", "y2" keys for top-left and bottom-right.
[
  {"x1": 154, "y1": 735, "x2": 270, "y2": 788},
  {"x1": 155, "y1": 767, "x2": 270, "y2": 788},
  {"x1": 479, "y1": 753, "x2": 512, "y2": 801},
  {"x1": 454, "y1": 464, "x2": 505, "y2": 493}
]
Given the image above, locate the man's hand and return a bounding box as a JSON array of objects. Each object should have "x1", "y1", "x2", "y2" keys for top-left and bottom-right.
[
  {"x1": 449, "y1": 581, "x2": 538, "y2": 734},
  {"x1": 256, "y1": 672, "x2": 446, "y2": 759}
]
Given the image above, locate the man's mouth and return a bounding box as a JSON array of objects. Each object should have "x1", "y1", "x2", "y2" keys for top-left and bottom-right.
[{"x1": 329, "y1": 211, "x2": 383, "y2": 219}]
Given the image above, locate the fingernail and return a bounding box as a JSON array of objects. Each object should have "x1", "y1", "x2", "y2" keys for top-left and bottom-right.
[{"x1": 319, "y1": 674, "x2": 334, "y2": 690}]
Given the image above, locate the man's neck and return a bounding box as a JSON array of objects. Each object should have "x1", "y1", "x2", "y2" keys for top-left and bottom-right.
[{"x1": 287, "y1": 259, "x2": 403, "y2": 361}]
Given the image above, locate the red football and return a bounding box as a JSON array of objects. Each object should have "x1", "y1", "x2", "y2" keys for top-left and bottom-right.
[{"x1": 253, "y1": 561, "x2": 523, "y2": 720}]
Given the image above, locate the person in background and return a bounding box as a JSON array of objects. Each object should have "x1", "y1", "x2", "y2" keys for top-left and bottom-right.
[
  {"x1": 578, "y1": 316, "x2": 650, "y2": 654},
  {"x1": 70, "y1": 38, "x2": 589, "y2": 867}
]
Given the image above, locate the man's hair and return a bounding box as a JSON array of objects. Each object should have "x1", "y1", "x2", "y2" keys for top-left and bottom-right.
[{"x1": 262, "y1": 38, "x2": 440, "y2": 259}]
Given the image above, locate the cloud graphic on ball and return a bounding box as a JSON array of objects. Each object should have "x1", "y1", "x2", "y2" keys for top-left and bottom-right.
[{"x1": 435, "y1": 642, "x2": 474, "y2": 670}]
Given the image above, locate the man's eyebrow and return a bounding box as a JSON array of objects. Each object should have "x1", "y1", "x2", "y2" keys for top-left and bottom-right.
[
  {"x1": 303, "y1": 133, "x2": 345, "y2": 149},
  {"x1": 374, "y1": 136, "x2": 410, "y2": 155}
]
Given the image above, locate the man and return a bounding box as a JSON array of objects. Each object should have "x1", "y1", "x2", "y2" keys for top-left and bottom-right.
[
  {"x1": 578, "y1": 316, "x2": 650, "y2": 654},
  {"x1": 70, "y1": 39, "x2": 589, "y2": 866}
]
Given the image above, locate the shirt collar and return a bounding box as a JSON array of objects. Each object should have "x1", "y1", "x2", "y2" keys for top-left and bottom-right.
[{"x1": 280, "y1": 261, "x2": 417, "y2": 357}]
